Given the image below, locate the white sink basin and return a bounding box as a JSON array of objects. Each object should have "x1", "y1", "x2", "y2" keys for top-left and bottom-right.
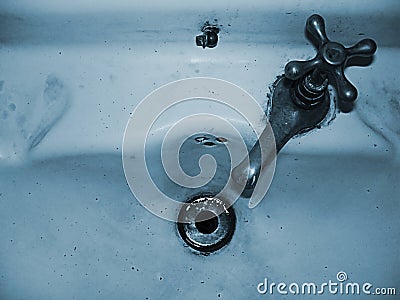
[{"x1": 0, "y1": 1, "x2": 399, "y2": 299}]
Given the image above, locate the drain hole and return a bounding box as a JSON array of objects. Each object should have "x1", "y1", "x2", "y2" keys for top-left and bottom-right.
[
  {"x1": 195, "y1": 136, "x2": 209, "y2": 143},
  {"x1": 203, "y1": 141, "x2": 216, "y2": 147},
  {"x1": 177, "y1": 195, "x2": 236, "y2": 253},
  {"x1": 216, "y1": 137, "x2": 227, "y2": 143},
  {"x1": 195, "y1": 211, "x2": 219, "y2": 234}
]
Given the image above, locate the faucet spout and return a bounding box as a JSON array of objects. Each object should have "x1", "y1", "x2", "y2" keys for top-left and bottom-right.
[{"x1": 231, "y1": 76, "x2": 331, "y2": 197}]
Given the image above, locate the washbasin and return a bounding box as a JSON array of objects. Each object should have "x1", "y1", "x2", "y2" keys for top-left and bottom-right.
[{"x1": 0, "y1": 1, "x2": 399, "y2": 299}]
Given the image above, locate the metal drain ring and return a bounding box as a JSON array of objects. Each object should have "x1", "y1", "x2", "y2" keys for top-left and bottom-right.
[{"x1": 177, "y1": 195, "x2": 236, "y2": 253}]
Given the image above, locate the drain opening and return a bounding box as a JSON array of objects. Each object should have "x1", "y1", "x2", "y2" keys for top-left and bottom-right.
[
  {"x1": 177, "y1": 195, "x2": 236, "y2": 254},
  {"x1": 203, "y1": 141, "x2": 216, "y2": 147},
  {"x1": 195, "y1": 210, "x2": 219, "y2": 234}
]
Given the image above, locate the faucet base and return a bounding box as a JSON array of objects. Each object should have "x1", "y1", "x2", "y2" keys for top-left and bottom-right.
[{"x1": 269, "y1": 76, "x2": 331, "y2": 151}]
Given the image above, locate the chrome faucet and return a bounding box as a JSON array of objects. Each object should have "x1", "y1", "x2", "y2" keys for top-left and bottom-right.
[{"x1": 232, "y1": 14, "x2": 377, "y2": 197}]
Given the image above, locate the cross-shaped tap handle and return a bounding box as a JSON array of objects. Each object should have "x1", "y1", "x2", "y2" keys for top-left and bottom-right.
[{"x1": 285, "y1": 14, "x2": 377, "y2": 103}]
